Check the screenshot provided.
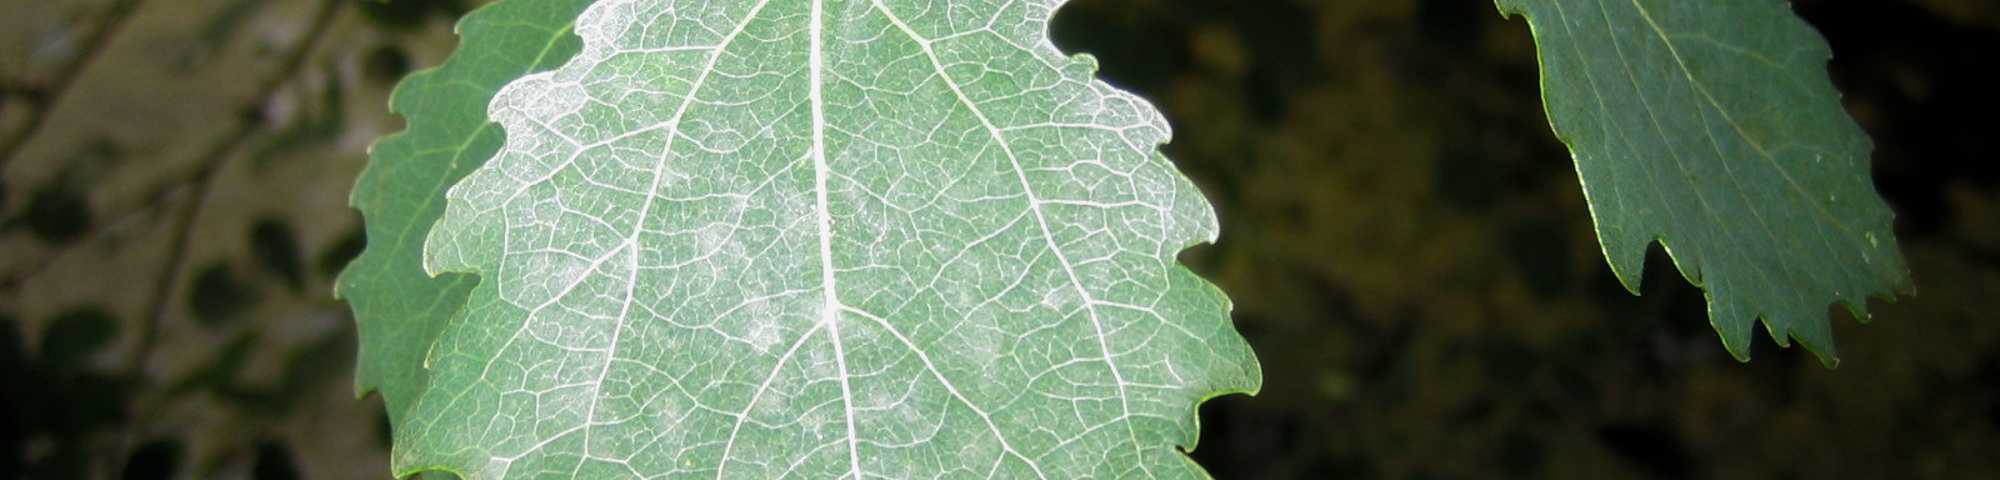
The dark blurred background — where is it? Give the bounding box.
[1,0,1995,478]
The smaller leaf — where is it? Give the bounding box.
[315,226,364,281]
[1496,0,1913,365]
[18,180,92,244]
[250,218,306,293]
[362,46,413,85]
[357,0,465,31]
[121,438,185,480]
[37,305,119,369]
[188,262,259,328]
[338,0,594,425]
[251,440,301,480]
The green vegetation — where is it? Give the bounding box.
[8,0,1986,478]
[346,0,1907,477]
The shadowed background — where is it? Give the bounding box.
[1,0,1995,478]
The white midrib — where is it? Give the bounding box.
[808,1,867,479]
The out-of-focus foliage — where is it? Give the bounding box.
[1,0,470,476]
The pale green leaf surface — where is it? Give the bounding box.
[402,0,1261,478]
[1496,0,1911,365]
[340,0,592,423]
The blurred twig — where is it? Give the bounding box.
[113,0,347,469]
[0,0,346,294]
[127,0,345,380]
[0,0,149,170]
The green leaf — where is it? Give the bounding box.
[398,0,1260,478]
[339,0,593,423]
[1495,0,1912,365]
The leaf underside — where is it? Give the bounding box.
[340,0,593,423]
[391,0,1261,478]
[1496,0,1912,365]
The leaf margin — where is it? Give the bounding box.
[338,0,596,425]
[1493,0,1914,366]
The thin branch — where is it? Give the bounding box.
[0,0,348,293]
[126,0,346,379]
[0,0,149,170]
[113,0,348,469]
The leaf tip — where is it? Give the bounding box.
[1790,329,1842,369]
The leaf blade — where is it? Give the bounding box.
[1496,0,1912,364]
[401,0,1259,477]
[339,0,593,423]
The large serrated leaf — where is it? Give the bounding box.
[1496,0,1912,365]
[395,0,1261,478]
[339,0,594,423]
